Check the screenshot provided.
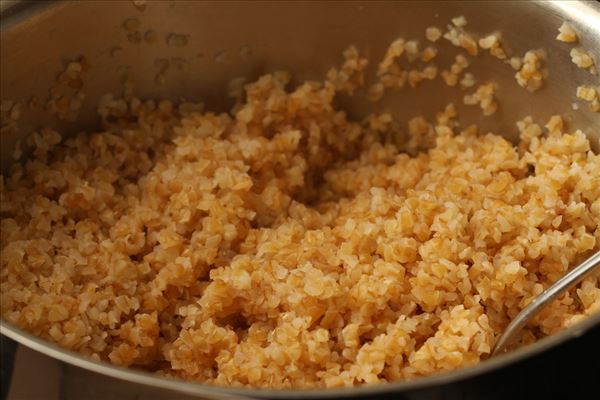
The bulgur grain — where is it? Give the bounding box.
[367,39,409,101]
[478,34,507,60]
[166,33,189,48]
[408,65,438,88]
[451,15,467,27]
[463,82,498,115]
[425,27,442,42]
[326,45,369,95]
[421,46,438,62]
[443,17,479,56]
[576,85,600,112]
[459,72,476,89]
[576,85,598,102]
[515,50,544,92]
[570,48,594,68]
[556,22,578,43]
[570,48,597,75]
[46,57,90,121]
[509,56,523,70]
[405,40,420,63]
[442,54,470,87]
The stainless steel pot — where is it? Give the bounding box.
[1,1,599,399]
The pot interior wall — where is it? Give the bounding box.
[1,1,599,172]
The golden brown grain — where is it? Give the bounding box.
[556,22,578,43]
[1,24,599,391]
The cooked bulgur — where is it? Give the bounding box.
[463,82,498,116]
[576,85,598,102]
[404,40,420,63]
[326,45,369,95]
[443,17,478,56]
[2,17,600,390]
[459,72,476,89]
[425,27,442,43]
[407,65,438,88]
[515,50,544,92]
[570,48,598,76]
[367,38,408,101]
[556,22,578,43]
[46,56,90,121]
[576,85,600,113]
[441,54,470,87]
[509,56,523,71]
[478,34,507,60]
[421,46,438,63]
[1,65,599,388]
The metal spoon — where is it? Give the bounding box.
[492,250,600,355]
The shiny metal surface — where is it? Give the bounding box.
[493,251,600,355]
[1,1,600,399]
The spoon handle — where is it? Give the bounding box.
[492,250,600,355]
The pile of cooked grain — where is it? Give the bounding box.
[1,41,600,390]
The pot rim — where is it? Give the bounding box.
[3,312,600,399]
